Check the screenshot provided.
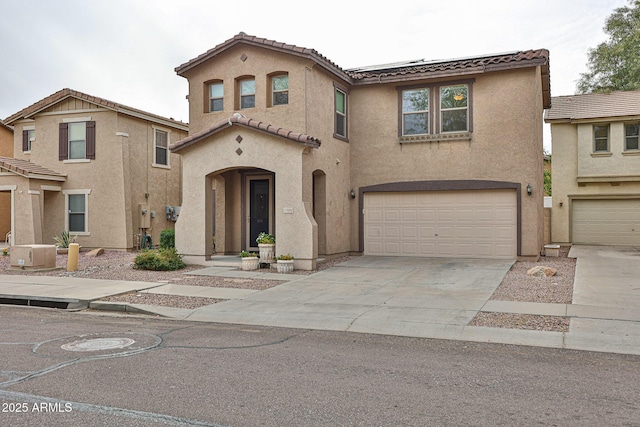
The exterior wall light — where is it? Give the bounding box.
[526,184,532,196]
[350,189,356,199]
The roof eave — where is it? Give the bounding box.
[175,36,351,85]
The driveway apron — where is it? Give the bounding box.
[568,245,640,340]
[186,256,514,337]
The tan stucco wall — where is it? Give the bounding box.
[10,104,186,249]
[550,121,640,243]
[175,127,318,269]
[180,44,352,259]
[349,67,545,257]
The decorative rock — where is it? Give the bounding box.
[85,248,104,257]
[526,266,557,277]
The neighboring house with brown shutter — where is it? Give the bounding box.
[1,89,188,249]
[0,120,13,241]
[545,90,640,245]
[171,33,550,269]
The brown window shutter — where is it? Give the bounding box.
[86,121,96,159]
[59,123,68,160]
[22,130,29,151]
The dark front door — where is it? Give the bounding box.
[249,179,270,248]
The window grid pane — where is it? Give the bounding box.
[68,194,85,233]
[440,85,468,132]
[594,125,609,152]
[335,89,347,137]
[68,122,86,159]
[626,124,639,150]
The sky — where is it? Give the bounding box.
[0,0,629,151]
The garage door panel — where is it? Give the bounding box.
[364,190,517,259]
[572,199,640,245]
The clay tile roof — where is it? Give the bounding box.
[347,49,551,108]
[170,114,321,152]
[175,32,351,83]
[4,88,188,130]
[0,156,66,181]
[544,90,640,122]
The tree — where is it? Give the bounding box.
[577,0,640,93]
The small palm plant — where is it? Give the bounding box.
[53,231,78,248]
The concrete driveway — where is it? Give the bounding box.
[568,245,640,339]
[187,256,514,337]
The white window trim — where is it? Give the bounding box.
[152,126,171,169]
[63,116,92,123]
[62,189,91,235]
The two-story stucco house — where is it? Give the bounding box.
[1,89,188,249]
[172,33,550,269]
[545,90,640,245]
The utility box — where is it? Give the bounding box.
[10,245,57,269]
[139,204,150,229]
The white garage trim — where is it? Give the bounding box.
[572,199,640,245]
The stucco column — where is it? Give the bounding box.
[176,173,213,260]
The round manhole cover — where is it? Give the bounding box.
[62,337,135,352]
[34,332,161,359]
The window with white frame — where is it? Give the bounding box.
[440,84,469,133]
[239,78,256,109]
[335,87,348,139]
[399,82,472,138]
[22,128,34,152]
[69,122,87,159]
[154,128,169,167]
[625,123,639,150]
[402,88,429,135]
[59,119,95,161]
[209,82,223,112]
[593,125,609,152]
[63,190,90,234]
[271,74,289,106]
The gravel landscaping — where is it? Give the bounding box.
[0,248,577,331]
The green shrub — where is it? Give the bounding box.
[53,230,78,248]
[134,248,185,271]
[256,232,275,244]
[159,228,175,249]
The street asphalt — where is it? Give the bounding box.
[1,245,639,356]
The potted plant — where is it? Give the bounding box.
[53,231,78,254]
[276,254,294,273]
[240,250,259,271]
[256,232,275,263]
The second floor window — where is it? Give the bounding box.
[69,122,87,159]
[272,75,289,106]
[240,79,255,109]
[154,129,169,166]
[440,84,469,133]
[59,121,96,161]
[22,129,34,152]
[625,123,639,150]
[402,88,429,135]
[335,87,347,138]
[209,82,223,112]
[594,125,609,152]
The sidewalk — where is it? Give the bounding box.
[1,249,640,356]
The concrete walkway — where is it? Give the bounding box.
[1,248,640,355]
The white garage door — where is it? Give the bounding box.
[364,190,517,259]
[572,199,640,245]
